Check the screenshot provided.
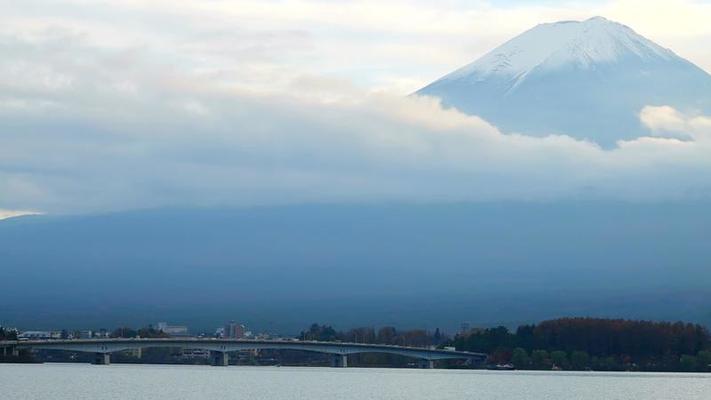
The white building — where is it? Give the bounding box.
[18,331,54,340]
[156,322,189,337]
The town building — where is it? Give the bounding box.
[156,322,189,337]
[224,321,246,338]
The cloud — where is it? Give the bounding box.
[1,2,711,214]
[0,209,42,220]
[3,0,710,94]
[640,105,691,137]
[640,105,711,141]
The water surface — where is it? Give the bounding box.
[1,364,710,400]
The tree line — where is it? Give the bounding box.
[450,318,711,372]
[0,327,18,341]
[299,323,447,347]
[296,323,449,367]
[110,326,170,339]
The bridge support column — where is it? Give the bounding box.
[12,347,19,357]
[211,351,229,366]
[331,354,347,368]
[419,359,434,369]
[467,357,483,368]
[93,353,110,365]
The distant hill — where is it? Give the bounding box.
[2,202,711,333]
[417,17,711,147]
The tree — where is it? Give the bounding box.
[570,351,590,370]
[511,348,529,369]
[399,330,429,347]
[489,348,512,364]
[680,355,697,372]
[696,350,711,372]
[301,324,338,342]
[515,325,536,350]
[377,327,397,345]
[531,350,550,370]
[442,317,711,372]
[551,351,568,370]
[434,328,442,345]
[592,356,621,371]
[346,327,376,344]
[0,327,15,340]
[111,327,138,338]
[137,326,169,338]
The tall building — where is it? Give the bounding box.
[78,330,93,339]
[224,321,246,338]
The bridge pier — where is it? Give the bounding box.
[93,353,110,365]
[419,359,435,369]
[466,357,483,368]
[211,351,229,366]
[331,354,348,368]
[12,347,19,357]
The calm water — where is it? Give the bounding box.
[1,363,710,400]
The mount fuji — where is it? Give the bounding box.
[417,17,711,147]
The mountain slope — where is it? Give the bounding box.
[417,17,711,147]
[2,203,711,332]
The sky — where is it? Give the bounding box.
[1,0,711,215]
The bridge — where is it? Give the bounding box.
[0,338,486,368]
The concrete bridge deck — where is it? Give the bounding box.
[1,338,487,368]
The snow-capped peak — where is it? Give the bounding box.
[417,17,711,147]
[445,16,676,82]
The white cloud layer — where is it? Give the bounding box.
[1,1,711,213]
[0,209,42,220]
[2,0,710,93]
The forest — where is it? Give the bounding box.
[451,318,711,372]
[302,318,711,371]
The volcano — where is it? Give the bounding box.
[417,17,711,147]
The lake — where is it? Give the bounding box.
[1,364,710,399]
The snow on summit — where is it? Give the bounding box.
[451,17,674,80]
[418,17,711,147]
